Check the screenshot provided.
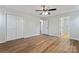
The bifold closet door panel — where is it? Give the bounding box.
[7,14,17,41]
[17,16,23,39]
[0,12,6,42]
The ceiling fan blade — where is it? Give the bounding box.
[35,10,42,11]
[48,12,50,15]
[48,8,56,11]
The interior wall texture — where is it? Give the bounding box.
[23,15,40,38]
[0,7,40,43]
[48,10,79,40]
[48,17,60,36]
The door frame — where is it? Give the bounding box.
[40,19,49,35]
[59,16,70,39]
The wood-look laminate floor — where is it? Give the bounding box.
[0,35,79,53]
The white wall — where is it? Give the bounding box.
[48,10,79,40]
[17,16,24,39]
[69,13,79,40]
[48,16,60,36]
[23,15,40,38]
[0,7,40,43]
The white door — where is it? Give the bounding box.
[7,14,17,41]
[60,17,70,39]
[17,16,23,39]
[43,20,48,34]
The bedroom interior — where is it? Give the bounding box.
[0,5,79,53]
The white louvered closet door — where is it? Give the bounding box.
[7,14,17,41]
[0,11,6,43]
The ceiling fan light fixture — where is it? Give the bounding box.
[41,11,50,15]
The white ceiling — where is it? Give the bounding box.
[1,5,79,17]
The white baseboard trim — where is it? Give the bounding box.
[48,34,59,37]
[23,34,40,38]
[70,38,79,41]
[16,37,24,39]
[0,34,59,44]
[0,40,6,43]
[0,34,40,44]
[6,38,16,42]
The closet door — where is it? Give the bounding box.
[7,14,17,41]
[17,16,23,39]
[0,12,6,43]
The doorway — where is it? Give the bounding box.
[60,16,70,39]
[40,20,49,35]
